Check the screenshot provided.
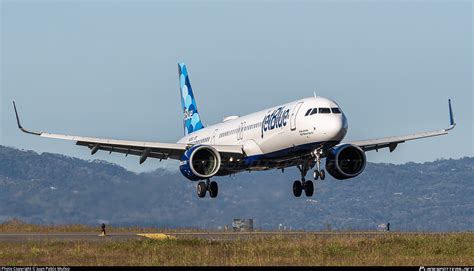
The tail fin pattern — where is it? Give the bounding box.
[178,63,204,135]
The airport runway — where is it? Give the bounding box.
[0,233,141,242]
[0,231,451,242]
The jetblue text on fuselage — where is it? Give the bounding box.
[261,107,290,138]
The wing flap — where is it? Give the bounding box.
[350,129,447,152]
[75,141,182,160]
[13,101,244,162]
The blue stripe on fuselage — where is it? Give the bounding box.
[243,140,340,166]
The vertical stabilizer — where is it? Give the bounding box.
[178,63,204,135]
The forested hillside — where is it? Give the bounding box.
[1,145,472,231]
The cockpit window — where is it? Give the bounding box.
[319,108,331,114]
[304,109,312,116]
[331,107,342,114]
[310,108,318,115]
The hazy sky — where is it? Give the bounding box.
[1,0,472,172]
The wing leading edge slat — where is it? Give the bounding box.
[348,99,456,152]
[13,101,244,163]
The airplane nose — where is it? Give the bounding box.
[326,114,347,141]
[341,113,348,138]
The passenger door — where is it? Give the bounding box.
[290,102,304,131]
[210,129,219,145]
[237,122,246,141]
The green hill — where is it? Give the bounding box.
[0,145,472,231]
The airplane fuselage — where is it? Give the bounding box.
[177,96,348,172]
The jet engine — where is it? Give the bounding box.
[325,144,366,180]
[179,145,221,181]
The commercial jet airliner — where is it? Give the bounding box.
[13,63,456,198]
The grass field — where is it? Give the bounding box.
[0,219,200,233]
[0,221,472,266]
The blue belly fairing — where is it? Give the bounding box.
[217,140,339,175]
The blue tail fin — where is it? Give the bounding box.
[178,63,204,135]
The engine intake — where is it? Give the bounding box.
[179,145,221,181]
[325,144,366,180]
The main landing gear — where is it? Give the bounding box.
[197,179,218,198]
[293,163,314,197]
[293,149,325,198]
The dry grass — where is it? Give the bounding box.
[0,233,473,266]
[0,219,202,233]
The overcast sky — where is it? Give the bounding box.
[1,0,472,172]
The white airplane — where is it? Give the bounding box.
[13,63,456,198]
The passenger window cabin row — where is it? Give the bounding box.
[304,107,341,116]
[192,137,210,144]
[194,107,341,143]
[218,122,262,139]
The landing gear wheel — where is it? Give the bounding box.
[312,149,324,181]
[293,181,302,197]
[209,181,218,198]
[313,170,319,180]
[320,170,325,180]
[304,180,314,197]
[197,182,207,198]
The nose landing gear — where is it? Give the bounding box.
[314,169,325,180]
[312,149,325,181]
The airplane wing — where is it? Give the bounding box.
[13,102,244,163]
[348,99,456,153]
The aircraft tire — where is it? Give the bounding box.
[293,181,302,197]
[313,170,319,180]
[209,181,218,198]
[304,180,314,197]
[197,182,207,198]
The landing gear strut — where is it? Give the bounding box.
[294,162,314,197]
[196,179,218,198]
[312,149,325,181]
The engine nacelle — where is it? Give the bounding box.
[325,144,366,180]
[179,145,221,181]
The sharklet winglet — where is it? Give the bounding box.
[12,101,42,136]
[446,99,456,131]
